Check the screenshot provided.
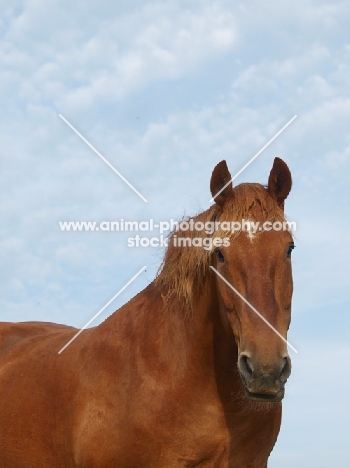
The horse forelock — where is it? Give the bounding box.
[155,183,288,313]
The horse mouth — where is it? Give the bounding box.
[244,387,285,403]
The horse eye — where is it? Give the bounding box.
[287,243,295,258]
[215,248,225,263]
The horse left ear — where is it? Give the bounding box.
[210,160,233,207]
[267,157,292,208]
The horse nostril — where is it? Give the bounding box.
[240,354,254,378]
[280,356,291,380]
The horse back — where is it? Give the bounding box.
[0,321,75,356]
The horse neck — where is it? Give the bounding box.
[93,273,238,392]
[166,273,238,383]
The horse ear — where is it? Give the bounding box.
[210,160,233,207]
[267,157,292,208]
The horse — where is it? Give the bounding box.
[0,157,294,467]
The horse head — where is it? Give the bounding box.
[210,158,293,402]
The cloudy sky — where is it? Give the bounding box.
[1,0,349,466]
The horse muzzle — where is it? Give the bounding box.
[237,352,291,403]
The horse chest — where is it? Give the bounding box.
[73,391,230,467]
[74,394,275,468]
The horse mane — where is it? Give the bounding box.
[155,183,287,313]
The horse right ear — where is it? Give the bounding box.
[210,160,233,207]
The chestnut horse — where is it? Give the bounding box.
[0,158,294,467]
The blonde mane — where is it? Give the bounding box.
[155,183,287,312]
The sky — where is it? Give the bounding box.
[1,0,349,465]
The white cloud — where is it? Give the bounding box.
[1,1,237,112]
[323,146,350,172]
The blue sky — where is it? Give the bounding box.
[1,0,349,466]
